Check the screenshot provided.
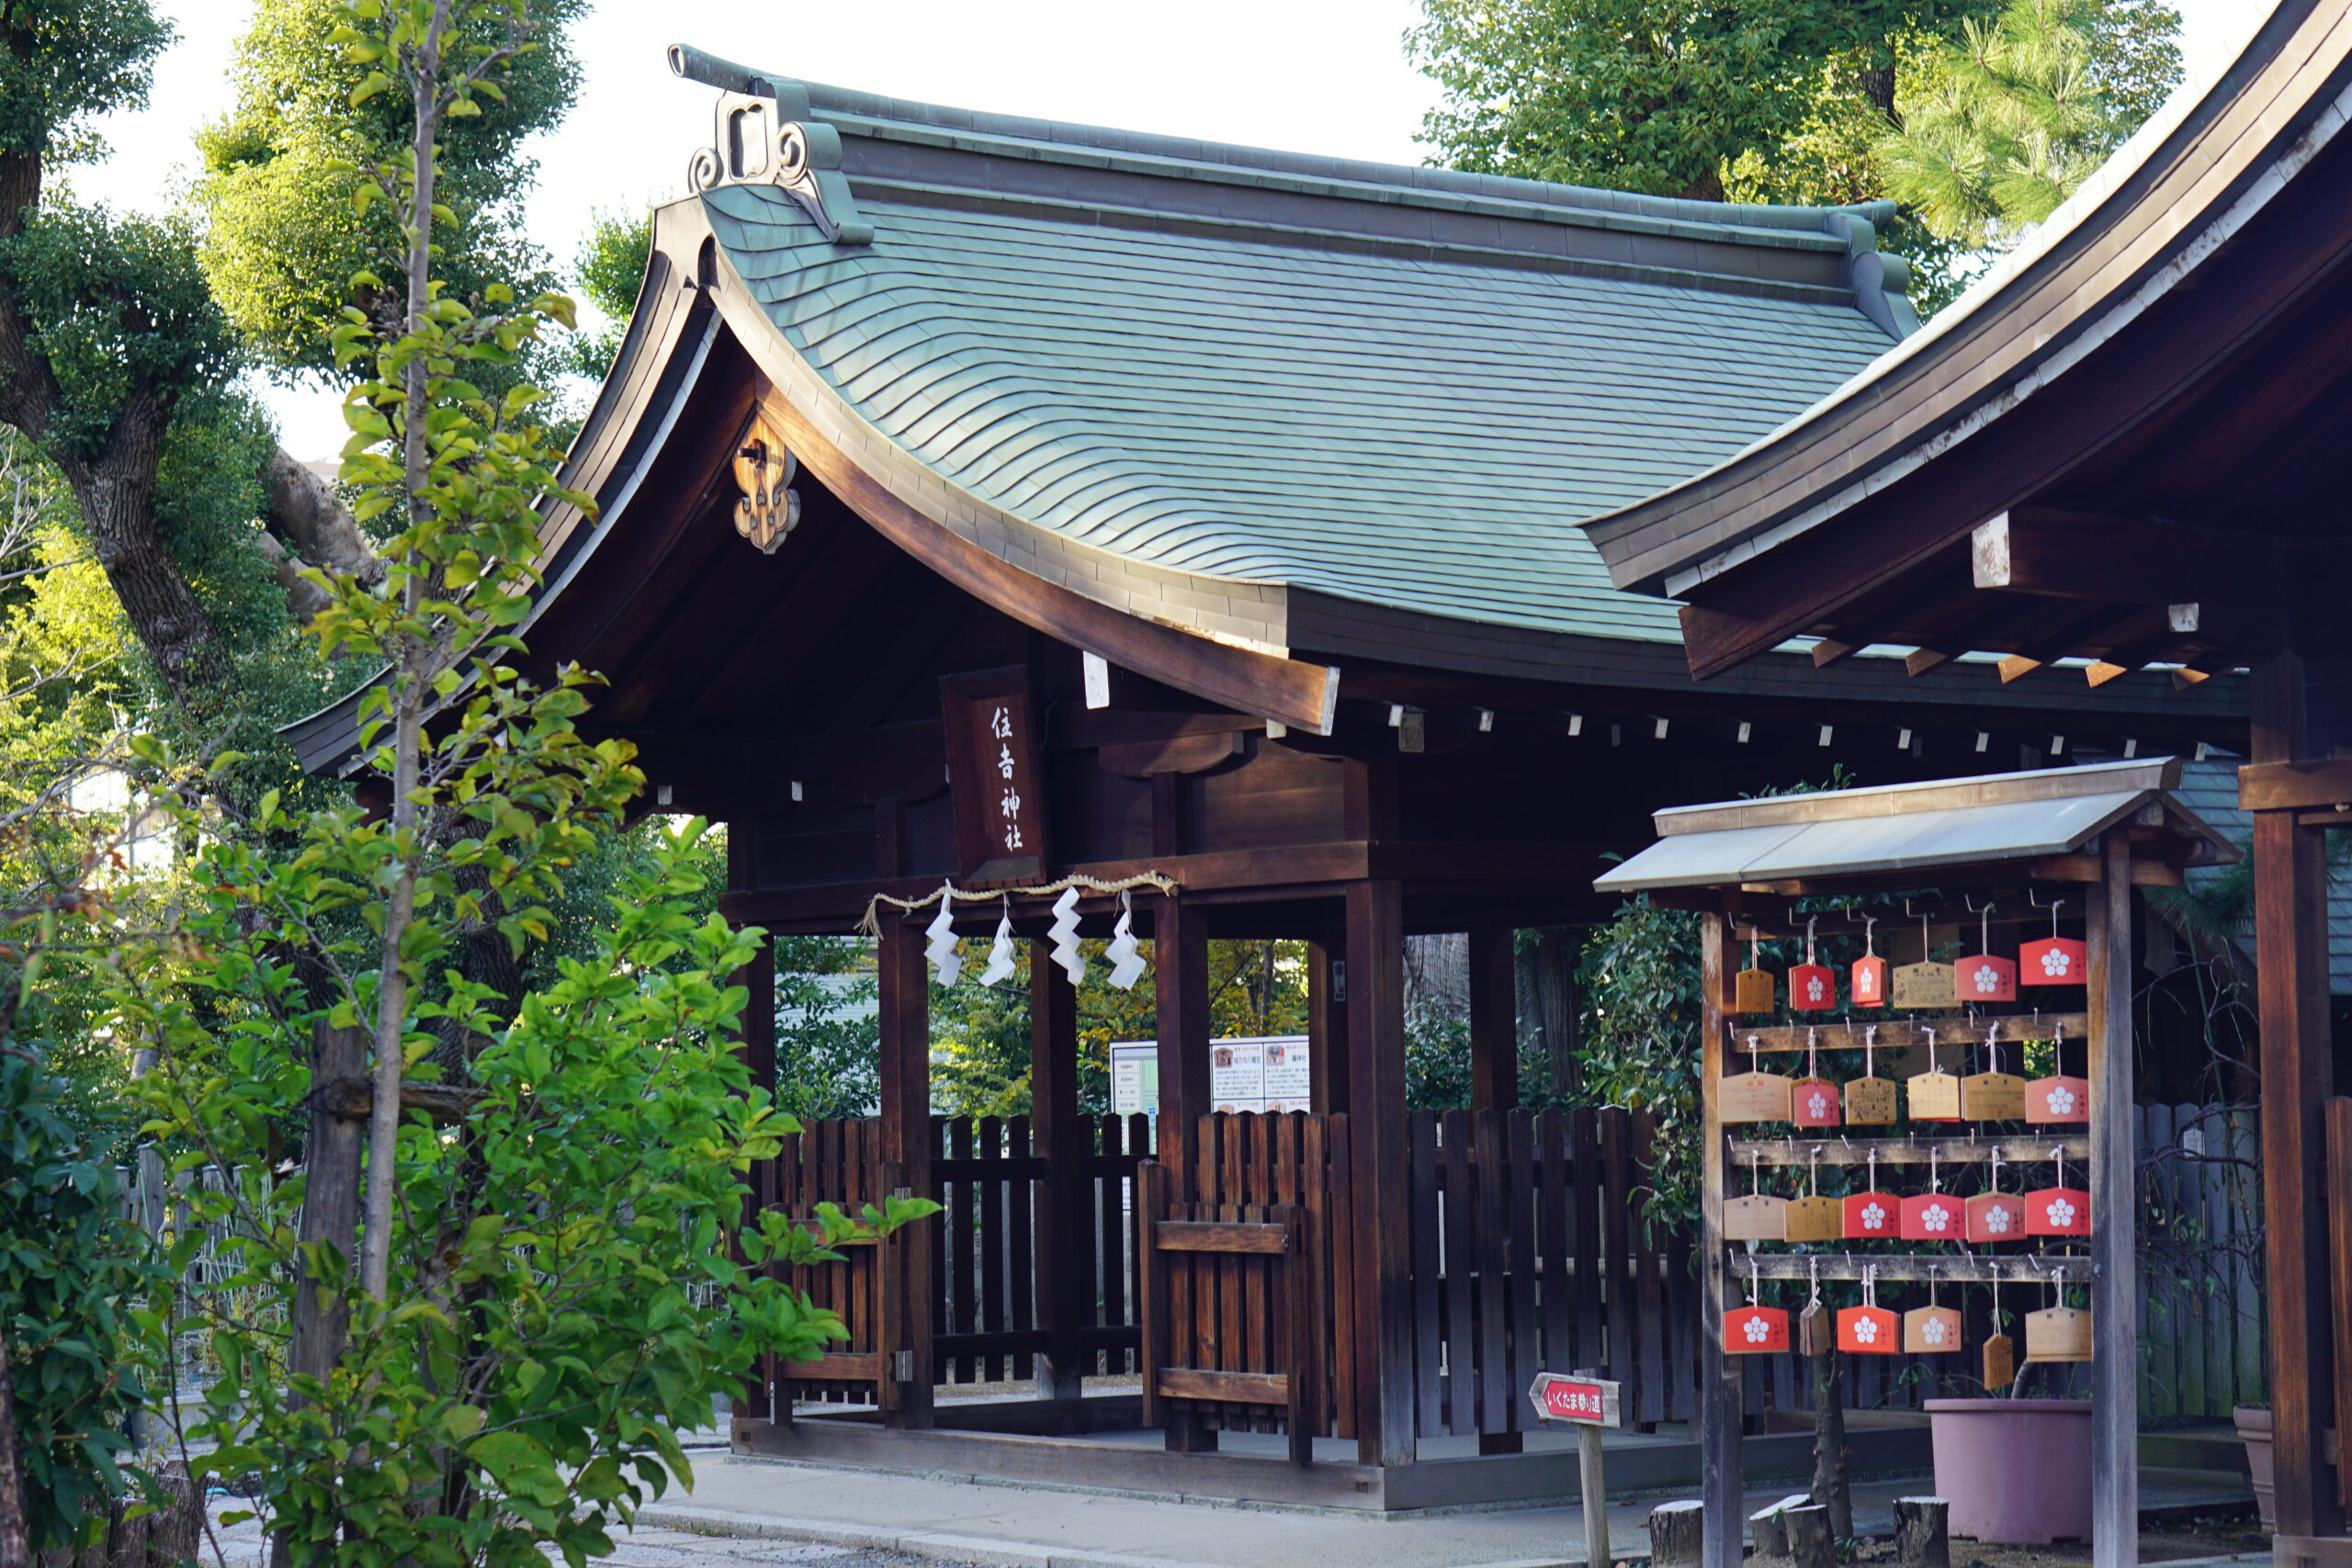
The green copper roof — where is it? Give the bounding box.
[692,70,1910,648]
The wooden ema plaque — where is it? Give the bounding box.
[2026,1306,2093,1362]
[1850,953,1889,1008]
[1892,960,1957,1010]
[1725,1304,1789,1354]
[1906,1070,1962,1122]
[1723,1194,1789,1242]
[1838,1304,1898,1354]
[1798,1302,1833,1357]
[1957,952,2018,1003]
[1964,1191,2026,1243]
[2026,1075,2089,1123]
[2027,1185,2091,1237]
[1960,1072,2027,1121]
[1720,1071,1793,1123]
[1734,966,1776,1013]
[1900,1191,1962,1242]
[1843,1190,1899,1240]
[1984,1327,2017,1389]
[1844,1076,1897,1124]
[1783,1195,1844,1243]
[1904,1305,1962,1354]
[1792,1077,1841,1129]
[2021,936,2087,987]
[1789,963,1836,1010]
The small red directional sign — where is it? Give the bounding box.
[1528,1372,1624,1427]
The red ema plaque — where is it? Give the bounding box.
[941,668,1049,882]
[1528,1372,1623,1427]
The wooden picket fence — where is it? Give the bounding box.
[2137,1102,2265,1417]
[762,1103,2267,1432]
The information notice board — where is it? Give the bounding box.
[1108,1034,1310,1116]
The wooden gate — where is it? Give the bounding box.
[1135,1160,1321,1462]
[767,1119,910,1409]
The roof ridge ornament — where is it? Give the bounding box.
[669,43,873,245]
[1829,209,1918,343]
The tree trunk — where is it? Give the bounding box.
[0,1324,29,1568]
[1810,1342,1852,1539]
[74,418,229,709]
[1404,932,1469,1025]
[1516,927,1580,1099]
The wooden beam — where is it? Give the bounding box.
[1030,947,1087,1401]
[2086,830,2138,1568]
[2252,653,2345,1538]
[1905,648,1956,677]
[1809,638,1858,670]
[1698,910,1740,1568]
[1345,878,1413,1468]
[876,912,935,1428]
[1468,928,1518,1111]
[1998,656,2045,683]
[1972,507,2283,607]
[1308,937,1350,1117]
[2241,756,2352,812]
[751,380,1340,735]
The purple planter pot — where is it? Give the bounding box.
[1925,1398,2094,1544]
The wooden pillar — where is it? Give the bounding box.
[1153,893,1215,1450]
[2251,652,2344,1540]
[1346,877,1414,1467]
[1469,927,1518,1111]
[1697,911,1741,1568]
[732,936,777,1427]
[1309,936,1350,1116]
[877,914,935,1428]
[1031,947,1087,1401]
[2086,832,2139,1568]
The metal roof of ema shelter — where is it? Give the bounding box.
[1595,759,2238,895]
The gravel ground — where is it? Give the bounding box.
[203,1508,926,1568]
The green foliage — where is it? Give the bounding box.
[196,0,585,377]
[1880,0,2181,249]
[1408,0,1996,201]
[930,938,1308,1119]
[0,1041,168,1557]
[0,0,170,161]
[771,935,880,1122]
[1575,898,1703,1226]
[125,829,916,1568]
[565,208,653,380]
[0,203,242,461]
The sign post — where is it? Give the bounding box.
[1531,1370,1623,1567]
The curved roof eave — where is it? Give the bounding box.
[1580,0,2326,598]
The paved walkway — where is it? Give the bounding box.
[622,1453,2255,1568]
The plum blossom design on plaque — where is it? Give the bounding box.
[1743,1316,1770,1344]
[1971,964,2003,995]
[2041,947,2074,978]
[1806,1089,1831,1119]
[1860,1201,1889,1232]
[2045,1085,2078,1116]
[1984,1204,2014,1235]
[2045,1197,2078,1228]
[1921,1317,1950,1347]
[1921,1202,1952,1234]
[1851,1316,1880,1346]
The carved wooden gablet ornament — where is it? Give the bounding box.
[733,408,802,555]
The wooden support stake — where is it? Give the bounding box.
[2086,829,2137,1568]
[1698,910,1740,1568]
[1469,927,1519,1111]
[877,915,934,1429]
[1030,952,1086,1401]
[1894,1497,1951,1568]
[1347,878,1414,1467]
[1580,1418,1611,1568]
[1648,1501,1704,1568]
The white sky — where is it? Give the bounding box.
[88,0,2264,462]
